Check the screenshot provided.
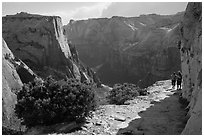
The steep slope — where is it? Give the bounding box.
[2,12,98,83]
[2,38,35,132]
[179,2,202,135]
[64,12,183,87]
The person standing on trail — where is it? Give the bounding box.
[171,72,177,89]
[176,71,182,90]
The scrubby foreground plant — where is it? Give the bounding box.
[107,83,148,105]
[15,76,96,128]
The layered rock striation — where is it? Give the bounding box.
[65,12,183,87]
[179,2,202,135]
[2,12,98,83]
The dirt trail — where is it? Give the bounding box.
[64,80,188,135]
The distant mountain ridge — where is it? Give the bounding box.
[64,12,184,87]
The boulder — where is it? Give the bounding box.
[113,114,126,122]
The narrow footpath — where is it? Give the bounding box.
[60,80,188,135]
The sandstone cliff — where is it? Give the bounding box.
[64,13,183,87]
[2,38,35,131]
[2,12,97,83]
[179,2,202,135]
[2,12,100,133]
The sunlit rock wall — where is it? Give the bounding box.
[180,2,202,135]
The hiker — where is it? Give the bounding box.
[171,72,177,89]
[176,71,182,90]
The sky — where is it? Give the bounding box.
[2,2,188,25]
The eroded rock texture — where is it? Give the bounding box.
[65,13,183,87]
[2,12,97,83]
[2,12,101,133]
[180,2,202,135]
[2,38,35,131]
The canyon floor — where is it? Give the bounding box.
[49,80,188,135]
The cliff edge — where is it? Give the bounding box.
[2,12,98,83]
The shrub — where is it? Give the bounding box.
[15,76,96,128]
[107,83,148,105]
[2,126,23,135]
[137,88,148,96]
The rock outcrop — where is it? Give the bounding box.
[64,12,183,87]
[2,12,98,83]
[179,2,202,135]
[2,38,35,131]
[2,12,101,133]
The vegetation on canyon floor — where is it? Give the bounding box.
[15,76,97,128]
[14,74,149,130]
[107,83,148,105]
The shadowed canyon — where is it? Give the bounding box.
[2,2,202,135]
[64,12,183,87]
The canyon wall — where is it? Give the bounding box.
[180,2,202,135]
[2,12,98,83]
[2,38,35,131]
[65,13,183,87]
[2,12,101,132]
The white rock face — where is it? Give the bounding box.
[180,2,202,135]
[2,39,23,131]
